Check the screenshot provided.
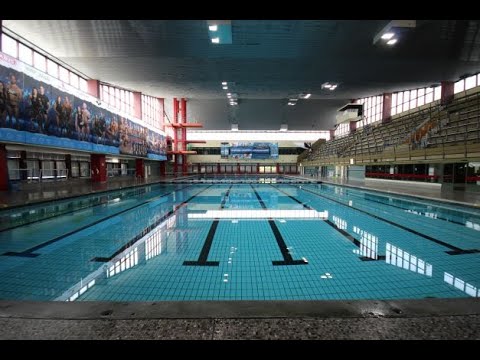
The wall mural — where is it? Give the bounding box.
[0,52,166,159]
[220,142,279,159]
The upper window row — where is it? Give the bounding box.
[1,34,88,93]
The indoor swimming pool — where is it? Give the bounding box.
[0,181,479,302]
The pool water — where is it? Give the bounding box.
[0,181,479,301]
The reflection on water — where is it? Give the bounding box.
[444,272,479,297]
[353,226,379,260]
[386,243,433,277]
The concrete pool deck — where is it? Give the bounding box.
[0,298,479,339]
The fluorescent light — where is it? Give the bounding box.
[330,85,337,90]
[222,82,228,86]
[304,93,311,99]
[386,38,397,45]
[211,37,220,44]
[223,86,228,90]
[226,92,231,96]
[381,32,394,40]
[209,25,218,31]
[289,98,298,102]
[288,102,296,106]
[322,83,332,89]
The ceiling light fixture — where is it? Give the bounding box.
[386,38,397,46]
[322,82,338,90]
[222,82,228,86]
[381,32,395,40]
[373,20,416,45]
[223,86,228,90]
[209,25,218,32]
[211,37,220,44]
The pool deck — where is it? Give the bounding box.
[0,175,479,339]
[0,298,479,339]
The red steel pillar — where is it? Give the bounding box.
[136,158,145,178]
[90,154,107,183]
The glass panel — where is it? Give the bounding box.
[1,34,17,58]
[79,78,88,93]
[33,52,47,72]
[465,75,476,90]
[59,67,69,83]
[47,59,58,77]
[454,79,464,94]
[18,44,33,65]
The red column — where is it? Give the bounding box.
[181,98,188,175]
[0,144,8,191]
[217,163,221,174]
[257,163,260,174]
[90,154,106,183]
[87,80,99,98]
[349,120,357,133]
[276,163,280,174]
[133,92,142,119]
[173,98,179,175]
[237,163,240,174]
[382,93,392,123]
[136,158,145,178]
[441,81,454,106]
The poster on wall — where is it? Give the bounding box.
[0,51,166,158]
[220,142,279,159]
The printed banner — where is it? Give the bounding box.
[0,52,166,158]
[220,142,279,159]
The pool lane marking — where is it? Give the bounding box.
[291,184,474,254]
[183,219,220,266]
[251,184,307,266]
[220,184,233,209]
[93,185,214,263]
[183,185,231,266]
[2,185,195,258]
[321,185,471,228]
[0,185,157,233]
[270,184,385,261]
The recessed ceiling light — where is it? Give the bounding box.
[381,32,395,40]
[222,82,228,86]
[211,37,220,44]
[223,86,228,90]
[209,25,218,32]
[303,93,311,99]
[386,38,397,45]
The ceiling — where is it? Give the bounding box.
[4,20,480,101]
[3,20,480,99]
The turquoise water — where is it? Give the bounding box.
[0,181,479,301]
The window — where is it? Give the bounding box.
[100,84,134,116]
[79,78,88,93]
[18,44,33,65]
[425,88,433,104]
[47,59,58,78]
[434,86,441,100]
[70,72,79,89]
[454,79,465,94]
[465,75,477,90]
[33,52,47,72]
[1,34,17,58]
[142,94,161,129]
[417,88,425,107]
[59,66,69,83]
